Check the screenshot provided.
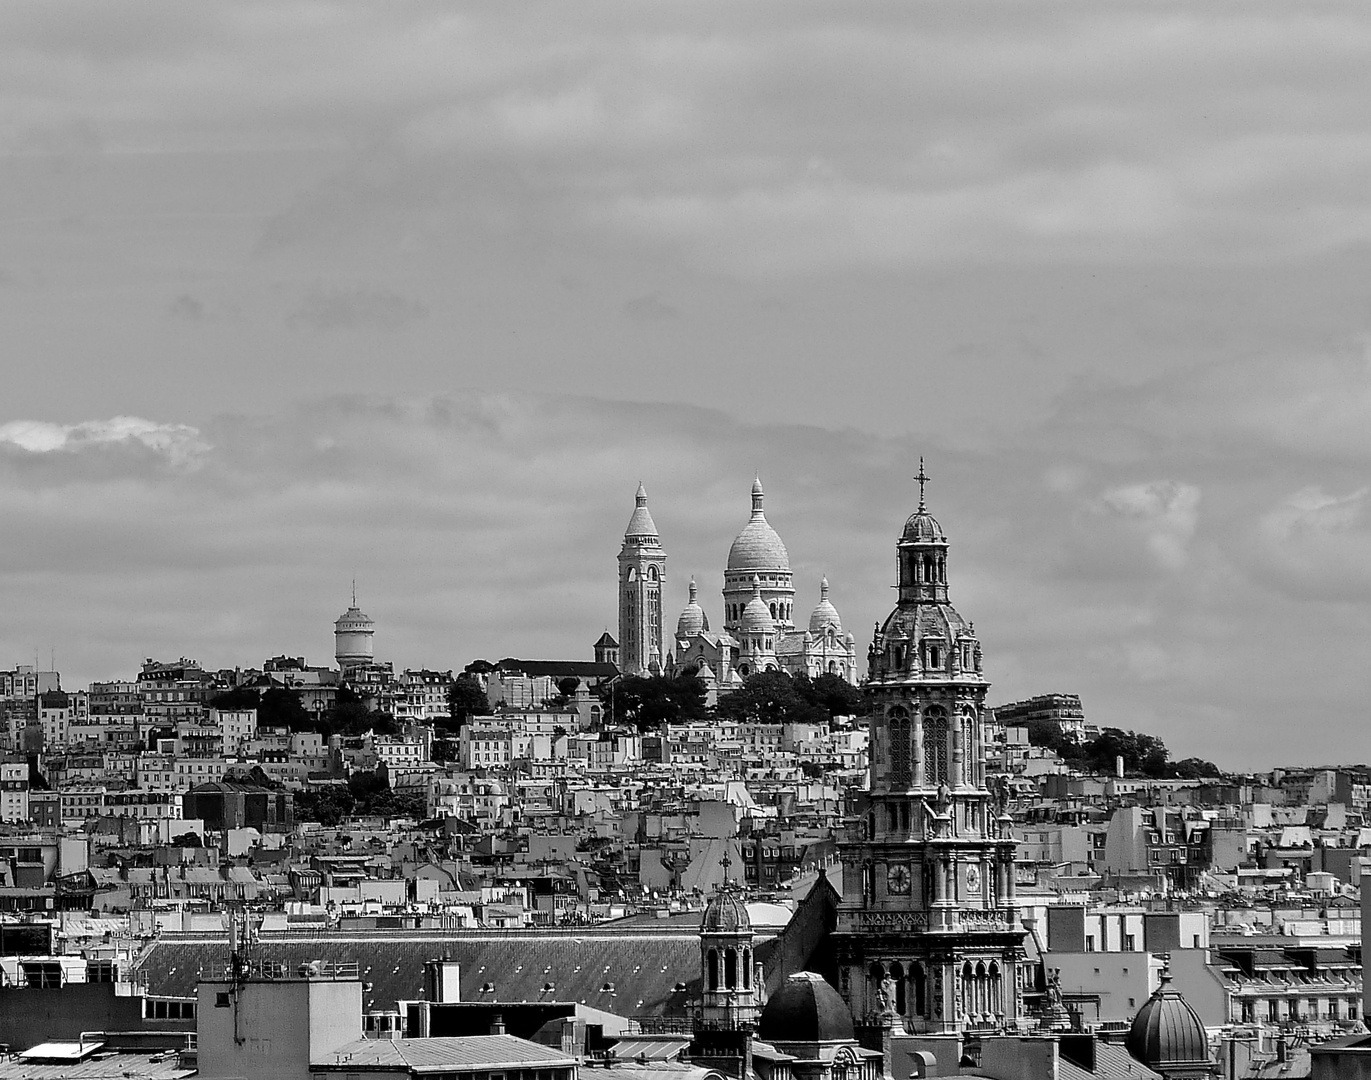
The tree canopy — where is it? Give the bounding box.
[596,669,709,731]
[446,675,491,729]
[208,685,259,710]
[715,670,828,726]
[1020,720,1224,779]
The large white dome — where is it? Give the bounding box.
[727,478,790,571]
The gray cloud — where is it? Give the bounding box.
[166,293,207,321]
[288,286,429,331]
[623,293,678,321]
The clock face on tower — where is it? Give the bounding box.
[887,863,911,895]
[966,863,981,891]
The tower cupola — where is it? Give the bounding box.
[897,458,950,605]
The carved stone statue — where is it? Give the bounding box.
[880,973,898,1018]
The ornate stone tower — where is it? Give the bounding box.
[833,462,1024,1034]
[619,483,666,676]
[688,886,759,1079]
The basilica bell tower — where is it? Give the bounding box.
[619,483,666,676]
[833,462,1024,1034]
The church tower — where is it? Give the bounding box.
[619,483,666,676]
[687,884,759,1079]
[832,462,1024,1034]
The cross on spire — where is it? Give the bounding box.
[914,457,930,510]
[719,847,733,885]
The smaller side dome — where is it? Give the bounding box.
[677,577,709,638]
[700,890,750,934]
[741,576,775,634]
[758,972,855,1043]
[808,576,842,634]
[1126,972,1211,1069]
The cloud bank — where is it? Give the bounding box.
[2,358,1371,769]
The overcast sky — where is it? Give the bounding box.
[3,3,1371,770]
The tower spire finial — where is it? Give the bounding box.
[351,578,356,607]
[914,456,930,511]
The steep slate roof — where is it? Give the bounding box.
[134,928,709,1017]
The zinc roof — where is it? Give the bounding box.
[315,1034,577,1072]
[136,927,706,1016]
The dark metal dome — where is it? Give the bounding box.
[1126,973,1210,1069]
[700,892,750,934]
[757,972,854,1043]
[902,508,945,543]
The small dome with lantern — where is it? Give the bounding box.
[676,577,709,638]
[740,577,775,634]
[1126,971,1212,1077]
[808,576,843,634]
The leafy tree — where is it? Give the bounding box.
[1082,728,1170,778]
[257,687,310,731]
[796,673,866,719]
[447,675,491,728]
[209,686,260,710]
[1170,757,1224,780]
[715,670,827,726]
[1023,718,1072,755]
[293,785,355,827]
[326,684,372,736]
[431,738,458,764]
[597,669,709,731]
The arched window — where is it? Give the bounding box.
[743,949,751,988]
[648,566,658,581]
[961,710,977,785]
[707,949,719,991]
[888,706,912,787]
[626,567,637,582]
[725,948,737,989]
[912,962,927,1018]
[924,708,949,785]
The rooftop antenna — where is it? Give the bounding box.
[914,456,930,511]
